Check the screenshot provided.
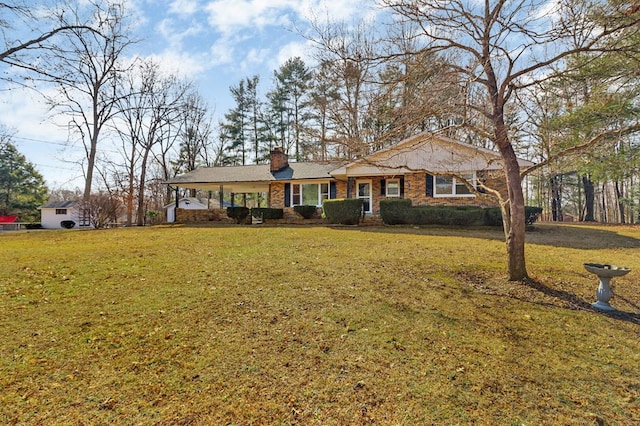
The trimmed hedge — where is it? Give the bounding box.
[293,205,318,219]
[408,206,486,226]
[226,207,250,224]
[380,199,412,225]
[250,208,284,221]
[380,201,543,227]
[60,220,76,229]
[322,198,363,225]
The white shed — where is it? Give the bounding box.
[39,201,91,229]
[164,197,209,223]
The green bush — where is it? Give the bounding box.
[322,198,363,225]
[484,207,503,227]
[484,206,544,227]
[250,208,284,221]
[226,207,250,224]
[293,205,318,219]
[380,199,412,225]
[60,220,76,229]
[408,206,485,226]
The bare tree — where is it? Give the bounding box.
[382,0,640,280]
[44,1,136,203]
[113,60,190,226]
[0,2,99,83]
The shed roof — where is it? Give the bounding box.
[39,200,77,209]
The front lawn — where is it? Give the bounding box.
[1,224,638,424]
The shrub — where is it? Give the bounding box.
[322,198,363,225]
[484,207,503,227]
[380,199,412,225]
[408,206,485,226]
[226,207,250,224]
[25,223,43,229]
[293,205,318,219]
[483,206,544,227]
[60,220,76,229]
[525,206,543,225]
[250,208,284,222]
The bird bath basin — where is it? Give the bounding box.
[584,263,631,311]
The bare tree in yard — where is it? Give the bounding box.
[308,19,380,159]
[113,60,189,226]
[44,1,136,204]
[382,0,640,280]
[0,2,99,83]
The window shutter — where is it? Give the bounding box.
[380,179,386,196]
[284,183,291,207]
[476,171,486,193]
[400,177,405,196]
[330,181,337,199]
[426,174,434,197]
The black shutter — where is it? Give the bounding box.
[426,174,434,197]
[284,183,291,207]
[400,177,405,196]
[380,179,386,196]
[476,171,486,193]
[330,181,337,199]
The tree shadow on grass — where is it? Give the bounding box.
[352,223,640,250]
[522,278,640,326]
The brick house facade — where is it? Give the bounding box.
[167,132,532,220]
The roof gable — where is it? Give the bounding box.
[331,132,533,177]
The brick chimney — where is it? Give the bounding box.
[270,147,289,172]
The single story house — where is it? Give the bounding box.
[39,201,92,229]
[166,132,533,216]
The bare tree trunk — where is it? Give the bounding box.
[582,175,595,222]
[615,180,625,224]
[550,175,563,222]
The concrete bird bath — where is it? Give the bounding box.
[584,263,631,311]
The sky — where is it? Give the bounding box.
[1,0,379,191]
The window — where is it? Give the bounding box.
[386,179,400,197]
[434,173,476,197]
[55,209,67,215]
[291,182,331,206]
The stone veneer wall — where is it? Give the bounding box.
[174,208,233,223]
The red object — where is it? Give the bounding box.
[0,215,18,223]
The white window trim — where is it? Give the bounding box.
[291,181,331,207]
[433,173,476,198]
[385,179,401,198]
[356,179,373,213]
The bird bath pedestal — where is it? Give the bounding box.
[584,263,630,311]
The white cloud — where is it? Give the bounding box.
[144,51,208,79]
[204,0,375,36]
[157,17,205,49]
[271,39,317,71]
[169,0,200,16]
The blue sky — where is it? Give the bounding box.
[1,0,378,190]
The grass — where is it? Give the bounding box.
[1,223,639,425]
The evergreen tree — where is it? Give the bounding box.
[0,137,48,222]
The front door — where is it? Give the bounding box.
[357,180,372,214]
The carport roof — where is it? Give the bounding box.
[166,162,344,193]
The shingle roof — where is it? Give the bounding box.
[167,162,343,186]
[39,200,77,209]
